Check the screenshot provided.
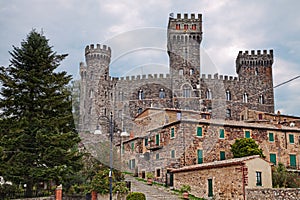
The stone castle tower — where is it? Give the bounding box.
[79,13,274,134]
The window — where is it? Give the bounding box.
[226,109,231,118]
[184,24,188,30]
[138,108,142,114]
[290,155,296,167]
[138,89,144,100]
[208,179,213,197]
[159,88,165,99]
[191,24,196,30]
[256,171,262,186]
[156,168,161,177]
[197,149,203,164]
[255,67,258,75]
[289,134,294,144]
[155,134,160,146]
[269,132,274,142]
[206,89,212,99]
[179,69,183,75]
[131,142,134,151]
[245,130,251,138]
[121,144,124,154]
[190,68,194,75]
[171,150,175,158]
[226,90,231,101]
[144,137,148,146]
[270,154,277,165]
[219,129,225,139]
[243,93,248,103]
[220,151,226,160]
[258,113,263,120]
[259,95,264,104]
[182,84,191,98]
[176,24,180,30]
[142,171,146,179]
[170,127,175,138]
[196,127,202,137]
[129,159,135,169]
[156,153,160,160]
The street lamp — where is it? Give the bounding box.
[93,112,114,200]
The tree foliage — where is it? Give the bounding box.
[272,162,300,188]
[0,30,82,197]
[231,138,265,158]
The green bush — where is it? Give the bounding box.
[126,192,146,200]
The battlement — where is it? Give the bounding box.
[170,13,202,21]
[236,49,274,73]
[85,44,111,57]
[201,73,238,81]
[111,73,170,82]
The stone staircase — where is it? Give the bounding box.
[125,175,181,200]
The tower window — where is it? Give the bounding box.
[243,93,248,103]
[206,89,212,99]
[190,69,194,75]
[179,69,184,76]
[184,24,188,30]
[226,90,231,101]
[182,84,191,98]
[226,109,231,118]
[191,24,197,30]
[176,24,180,30]
[259,95,264,104]
[159,88,165,99]
[138,89,144,100]
[255,68,259,75]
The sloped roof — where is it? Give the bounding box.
[171,155,271,173]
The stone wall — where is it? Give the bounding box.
[246,188,300,200]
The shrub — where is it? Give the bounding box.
[180,184,191,193]
[126,192,146,200]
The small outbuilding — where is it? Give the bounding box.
[171,155,272,200]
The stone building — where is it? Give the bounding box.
[171,155,273,200]
[79,13,275,135]
[119,107,300,183]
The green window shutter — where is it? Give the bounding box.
[156,153,159,160]
[245,131,251,138]
[290,155,296,167]
[132,159,135,168]
[197,127,202,137]
[289,134,294,143]
[269,133,274,142]
[144,138,148,146]
[270,154,276,165]
[171,150,175,158]
[220,151,225,160]
[156,134,160,145]
[219,129,225,138]
[197,149,203,164]
[208,179,213,197]
[122,144,124,154]
[171,128,175,138]
[131,142,134,151]
[128,160,131,169]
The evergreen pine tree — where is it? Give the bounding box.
[0,30,82,197]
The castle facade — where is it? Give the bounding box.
[79,13,274,136]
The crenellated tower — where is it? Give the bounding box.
[236,49,274,113]
[167,13,202,105]
[79,44,111,132]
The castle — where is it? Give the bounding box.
[79,13,274,134]
[79,13,300,199]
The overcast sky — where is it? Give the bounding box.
[1,0,300,116]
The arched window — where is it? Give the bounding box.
[255,68,259,76]
[159,89,165,99]
[259,95,264,104]
[226,90,231,101]
[206,89,212,100]
[182,84,191,98]
[138,90,144,100]
[190,69,194,75]
[243,93,248,103]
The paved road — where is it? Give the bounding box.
[125,175,181,200]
